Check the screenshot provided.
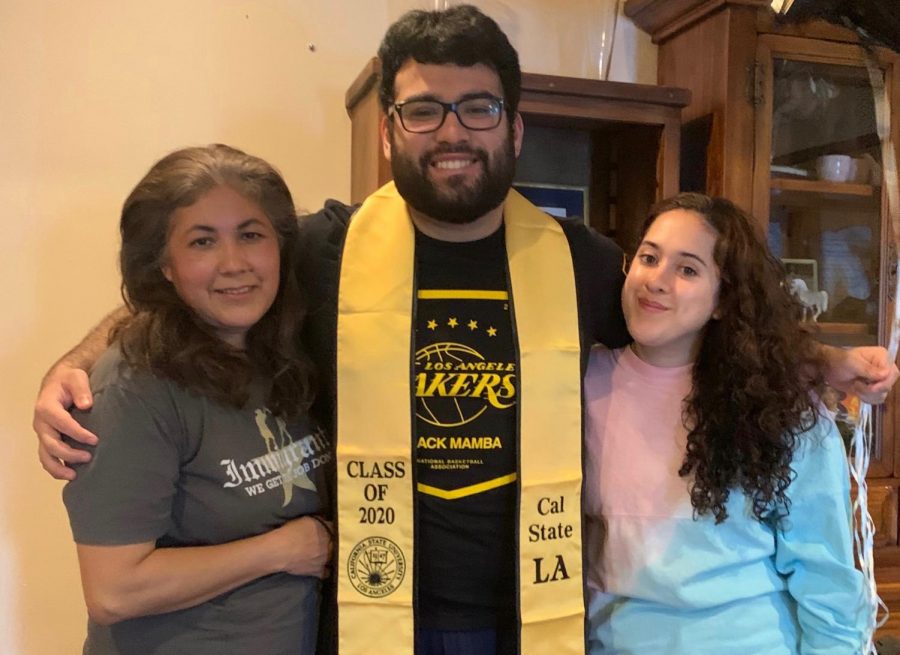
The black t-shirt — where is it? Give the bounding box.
[413,229,517,629]
[297,201,630,635]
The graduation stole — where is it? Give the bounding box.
[336,182,584,655]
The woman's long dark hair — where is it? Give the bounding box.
[641,193,827,523]
[111,144,313,418]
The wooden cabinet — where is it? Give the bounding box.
[345,58,690,255]
[626,0,900,634]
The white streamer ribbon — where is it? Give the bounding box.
[854,49,900,654]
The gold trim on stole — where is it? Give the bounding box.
[505,191,584,654]
[336,182,583,655]
[336,183,415,655]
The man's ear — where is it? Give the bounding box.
[380,114,393,162]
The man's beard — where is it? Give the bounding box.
[390,130,516,225]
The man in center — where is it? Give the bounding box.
[299,7,628,655]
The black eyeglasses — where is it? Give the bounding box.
[389,96,505,133]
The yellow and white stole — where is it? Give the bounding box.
[336,182,584,655]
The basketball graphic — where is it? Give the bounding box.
[416,342,515,427]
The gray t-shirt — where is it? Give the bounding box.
[63,346,331,655]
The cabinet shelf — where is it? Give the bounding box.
[804,321,877,347]
[771,132,880,167]
[800,321,878,347]
[770,178,879,210]
[811,321,873,335]
[770,177,875,197]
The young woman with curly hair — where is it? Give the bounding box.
[62,145,332,655]
[584,193,866,654]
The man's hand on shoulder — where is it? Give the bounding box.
[34,365,97,480]
[825,345,900,405]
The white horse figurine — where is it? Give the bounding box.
[788,277,828,322]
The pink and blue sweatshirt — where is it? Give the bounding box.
[584,346,866,655]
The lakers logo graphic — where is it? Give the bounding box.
[415,342,516,427]
[347,536,406,598]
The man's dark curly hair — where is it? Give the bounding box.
[112,144,313,419]
[641,193,827,524]
[377,4,521,119]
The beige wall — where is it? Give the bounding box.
[0,2,654,652]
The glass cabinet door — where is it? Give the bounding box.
[753,35,894,476]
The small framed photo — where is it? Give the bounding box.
[513,182,589,225]
[782,258,818,292]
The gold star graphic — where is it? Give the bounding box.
[448,317,459,328]
[487,326,498,337]
[467,320,478,330]
[427,319,437,330]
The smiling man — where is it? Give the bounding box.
[303,9,630,654]
[386,62,518,233]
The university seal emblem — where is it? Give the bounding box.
[347,536,406,597]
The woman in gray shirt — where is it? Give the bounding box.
[62,144,332,655]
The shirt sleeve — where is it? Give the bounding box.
[773,415,867,654]
[295,200,355,315]
[296,200,355,428]
[561,220,630,350]
[62,379,185,546]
